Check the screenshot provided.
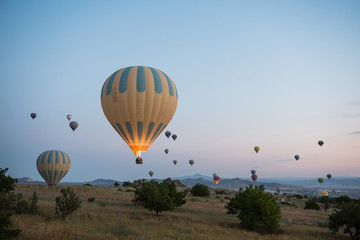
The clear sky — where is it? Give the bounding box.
[1,0,359,182]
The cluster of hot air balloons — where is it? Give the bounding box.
[30,113,78,132]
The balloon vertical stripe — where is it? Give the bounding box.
[149,123,163,144]
[55,151,60,163]
[145,122,155,143]
[48,151,53,163]
[162,72,174,96]
[119,67,131,93]
[136,66,146,92]
[115,123,131,145]
[125,121,135,144]
[106,70,120,95]
[149,67,162,94]
[137,121,143,143]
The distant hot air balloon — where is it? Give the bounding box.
[165,131,171,138]
[254,146,260,153]
[276,188,281,194]
[173,160,177,165]
[66,115,72,121]
[69,121,78,131]
[321,191,328,197]
[318,178,324,185]
[36,150,71,185]
[30,113,37,119]
[101,66,178,164]
[164,149,169,154]
[189,159,194,166]
[149,171,154,177]
[172,134,177,141]
[251,174,258,182]
[327,174,332,180]
[213,173,218,177]
[294,155,300,161]
[318,140,324,147]
[213,175,220,184]
[251,169,256,175]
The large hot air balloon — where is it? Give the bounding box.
[327,174,332,180]
[165,131,171,138]
[101,66,178,164]
[30,113,37,119]
[189,159,194,166]
[318,140,324,147]
[149,171,154,177]
[172,134,177,141]
[69,121,78,131]
[294,155,300,161]
[36,150,71,185]
[213,175,220,184]
[254,146,260,153]
[318,178,324,185]
[67,115,72,121]
[164,149,169,154]
[251,169,256,175]
[173,160,177,165]
[251,174,258,182]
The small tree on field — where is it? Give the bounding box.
[55,187,81,220]
[304,198,320,210]
[132,180,186,216]
[328,200,360,240]
[0,168,21,239]
[190,184,210,197]
[113,181,120,187]
[225,184,281,233]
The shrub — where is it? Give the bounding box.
[88,197,95,202]
[215,190,228,195]
[13,192,39,214]
[225,184,281,233]
[113,181,120,187]
[304,198,320,210]
[190,184,210,197]
[132,180,186,215]
[83,183,92,186]
[122,181,133,187]
[294,194,303,199]
[55,187,81,220]
[328,200,360,240]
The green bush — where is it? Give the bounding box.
[215,190,228,195]
[122,181,133,187]
[132,180,186,215]
[55,187,81,220]
[225,184,281,233]
[87,197,95,202]
[190,184,210,197]
[113,181,120,187]
[304,198,320,210]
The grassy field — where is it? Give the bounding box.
[11,185,348,240]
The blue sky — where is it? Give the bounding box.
[1,0,359,182]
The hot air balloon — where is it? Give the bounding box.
[101,66,178,164]
[251,169,256,175]
[213,175,220,184]
[254,146,260,153]
[318,140,324,147]
[321,191,328,197]
[173,160,177,165]
[164,149,169,154]
[36,150,71,185]
[165,131,171,138]
[189,159,194,166]
[30,113,37,119]
[251,174,258,182]
[69,121,78,131]
[318,178,324,185]
[327,174,332,180]
[67,115,72,121]
[276,188,281,194]
[172,134,177,141]
[149,171,154,177]
[294,155,300,161]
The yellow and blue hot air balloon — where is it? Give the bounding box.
[36,150,71,185]
[101,66,178,164]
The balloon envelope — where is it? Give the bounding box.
[149,171,154,177]
[251,174,258,182]
[254,146,260,153]
[164,149,169,154]
[172,134,177,141]
[36,150,71,185]
[327,174,332,180]
[173,160,177,165]
[213,176,220,184]
[318,178,324,184]
[165,131,171,138]
[69,121,78,131]
[101,66,178,160]
[67,115,72,121]
[30,113,37,119]
[294,155,300,161]
[189,160,194,166]
[318,140,324,147]
[251,169,256,175]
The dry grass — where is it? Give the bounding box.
[11,185,348,240]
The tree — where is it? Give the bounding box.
[328,200,360,240]
[190,184,210,197]
[225,184,281,233]
[304,198,320,210]
[132,180,186,216]
[122,181,133,187]
[113,181,120,187]
[55,187,81,220]
[0,168,21,239]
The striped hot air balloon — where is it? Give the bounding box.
[101,66,178,164]
[36,150,71,185]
